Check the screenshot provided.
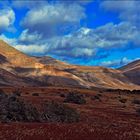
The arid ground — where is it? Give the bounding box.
[0,87,139,140]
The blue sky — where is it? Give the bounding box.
[0,0,140,68]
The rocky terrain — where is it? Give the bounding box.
[0,40,139,90]
[119,59,140,85]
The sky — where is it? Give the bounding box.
[0,0,140,68]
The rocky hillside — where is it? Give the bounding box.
[119,59,140,85]
[0,40,139,89]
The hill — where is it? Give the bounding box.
[119,59,140,85]
[0,40,139,89]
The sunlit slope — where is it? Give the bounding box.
[0,40,88,87]
[36,55,139,89]
[0,40,40,68]
[0,40,139,89]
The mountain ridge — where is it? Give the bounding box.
[119,59,140,85]
[0,40,139,90]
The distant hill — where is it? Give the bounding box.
[0,40,139,89]
[119,59,140,85]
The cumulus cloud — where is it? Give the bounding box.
[15,44,48,56]
[0,34,17,45]
[21,3,86,38]
[0,0,139,68]
[99,57,140,68]
[101,0,140,27]
[0,34,48,56]
[0,8,15,33]
[18,29,42,44]
[12,0,92,9]
[9,21,138,61]
[58,0,92,5]
[99,57,131,68]
[12,0,48,9]
[1,21,139,68]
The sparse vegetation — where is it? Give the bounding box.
[0,93,40,122]
[91,94,101,101]
[64,92,86,104]
[97,93,102,97]
[0,89,7,100]
[119,98,127,103]
[132,90,140,94]
[132,99,140,104]
[60,93,65,98]
[99,91,103,93]
[136,108,140,115]
[105,89,132,94]
[32,93,39,96]
[13,89,21,96]
[42,101,80,123]
[0,91,80,123]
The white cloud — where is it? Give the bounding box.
[12,0,48,9]
[2,21,138,59]
[101,0,140,27]
[21,3,86,38]
[1,19,140,68]
[100,57,140,68]
[0,8,15,33]
[100,57,131,68]
[19,22,140,58]
[0,34,17,45]
[12,0,92,9]
[15,44,48,55]
[19,29,42,44]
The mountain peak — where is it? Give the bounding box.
[0,39,37,67]
[0,39,20,53]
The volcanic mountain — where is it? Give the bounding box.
[0,40,139,89]
[119,59,140,85]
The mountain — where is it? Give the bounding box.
[0,68,29,86]
[0,40,139,89]
[36,56,139,89]
[119,59,140,85]
[0,40,89,88]
[0,40,38,67]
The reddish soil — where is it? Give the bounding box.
[0,87,140,140]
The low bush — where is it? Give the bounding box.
[0,94,40,122]
[13,89,21,96]
[136,108,140,115]
[0,92,81,123]
[60,93,65,98]
[42,101,80,123]
[132,90,140,94]
[0,89,7,100]
[32,93,39,96]
[132,99,140,104]
[64,92,86,104]
[91,95,101,101]
[119,98,127,103]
